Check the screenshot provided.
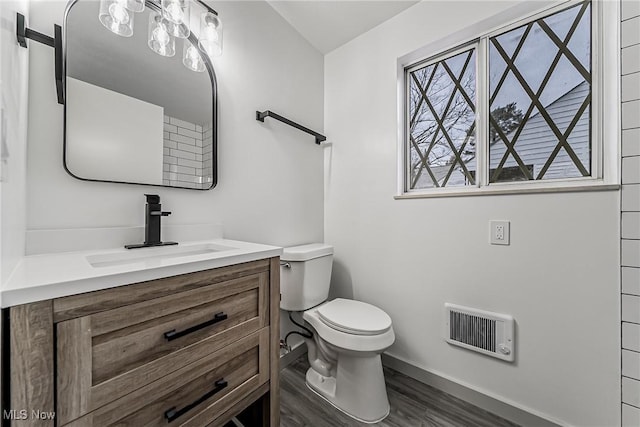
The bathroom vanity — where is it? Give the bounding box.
[1,240,281,427]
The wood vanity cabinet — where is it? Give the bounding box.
[2,257,281,427]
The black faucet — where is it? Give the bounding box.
[125,194,178,249]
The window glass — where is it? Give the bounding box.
[408,48,477,189]
[488,2,591,183]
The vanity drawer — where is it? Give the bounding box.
[57,272,269,425]
[61,328,270,427]
[53,259,271,322]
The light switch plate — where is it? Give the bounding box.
[490,220,510,245]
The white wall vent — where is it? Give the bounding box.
[444,303,514,362]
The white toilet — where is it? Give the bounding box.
[280,243,395,423]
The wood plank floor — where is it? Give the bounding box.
[280,357,519,427]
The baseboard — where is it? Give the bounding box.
[280,342,307,370]
[381,353,563,427]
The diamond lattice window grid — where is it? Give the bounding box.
[488,1,591,183]
[408,48,477,189]
[405,0,593,192]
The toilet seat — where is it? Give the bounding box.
[317,298,392,336]
[303,302,395,353]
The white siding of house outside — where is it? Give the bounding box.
[415,80,591,188]
[489,81,590,181]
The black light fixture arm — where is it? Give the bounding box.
[194,0,218,16]
[16,13,64,105]
[256,110,326,145]
[146,0,218,15]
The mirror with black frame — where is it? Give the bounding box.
[64,0,217,190]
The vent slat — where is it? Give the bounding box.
[449,310,497,353]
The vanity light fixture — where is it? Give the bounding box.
[148,11,175,57]
[99,0,134,36]
[162,0,190,39]
[198,11,222,57]
[183,41,205,72]
[126,0,146,13]
[98,0,222,71]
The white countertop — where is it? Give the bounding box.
[2,239,282,308]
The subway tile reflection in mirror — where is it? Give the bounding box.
[163,116,213,189]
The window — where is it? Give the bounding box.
[405,0,598,193]
[408,48,477,189]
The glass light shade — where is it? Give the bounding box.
[148,12,175,57]
[125,0,145,13]
[99,0,134,37]
[162,0,187,23]
[162,0,190,38]
[183,41,205,72]
[198,12,222,57]
[164,20,190,39]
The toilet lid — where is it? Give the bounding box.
[317,299,392,336]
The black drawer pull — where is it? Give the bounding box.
[163,312,228,341]
[164,379,228,422]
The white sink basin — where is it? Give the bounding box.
[86,243,236,268]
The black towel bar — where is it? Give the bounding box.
[256,110,326,145]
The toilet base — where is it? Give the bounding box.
[305,352,390,424]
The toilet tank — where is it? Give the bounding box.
[280,243,333,311]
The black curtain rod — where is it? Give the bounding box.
[256,110,326,145]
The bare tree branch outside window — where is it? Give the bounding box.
[408,49,476,189]
[406,0,592,191]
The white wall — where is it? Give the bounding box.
[0,0,30,409]
[66,77,164,185]
[26,0,324,248]
[324,1,620,426]
[1,0,30,288]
